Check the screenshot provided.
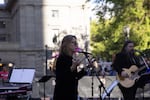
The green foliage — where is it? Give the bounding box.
[90,0,150,61]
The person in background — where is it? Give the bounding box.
[0,67,9,81]
[53,35,87,100]
[112,40,150,100]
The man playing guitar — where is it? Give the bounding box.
[112,40,150,100]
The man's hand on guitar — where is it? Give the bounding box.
[117,65,145,88]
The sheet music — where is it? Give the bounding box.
[9,69,35,84]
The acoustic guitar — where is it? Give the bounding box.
[117,65,146,88]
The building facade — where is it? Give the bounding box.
[0,0,90,98]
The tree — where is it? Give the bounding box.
[90,0,150,61]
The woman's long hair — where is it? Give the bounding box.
[59,35,76,55]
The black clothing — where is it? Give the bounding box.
[113,52,141,75]
[53,54,86,100]
[113,52,150,100]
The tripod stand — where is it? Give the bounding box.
[92,68,111,100]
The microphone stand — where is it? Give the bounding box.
[96,73,110,100]
[82,52,110,100]
[39,45,51,100]
[45,45,48,74]
[139,54,150,100]
[135,50,150,71]
[83,52,94,98]
[141,56,150,71]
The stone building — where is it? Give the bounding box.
[0,0,90,98]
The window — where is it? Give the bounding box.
[51,10,59,18]
[0,34,9,42]
[0,20,9,42]
[0,21,6,28]
[52,29,59,43]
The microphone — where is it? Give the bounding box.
[50,54,59,59]
[74,47,92,55]
[134,49,146,57]
[74,47,83,52]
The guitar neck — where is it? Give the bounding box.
[136,65,146,73]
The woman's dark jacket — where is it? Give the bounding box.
[53,54,86,100]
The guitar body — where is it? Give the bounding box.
[117,65,139,88]
[117,75,136,88]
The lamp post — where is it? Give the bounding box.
[123,25,130,41]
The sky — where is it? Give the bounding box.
[0,0,4,4]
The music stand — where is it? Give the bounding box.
[9,68,35,84]
[6,68,35,100]
[38,75,54,100]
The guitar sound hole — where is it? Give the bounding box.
[131,72,135,74]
